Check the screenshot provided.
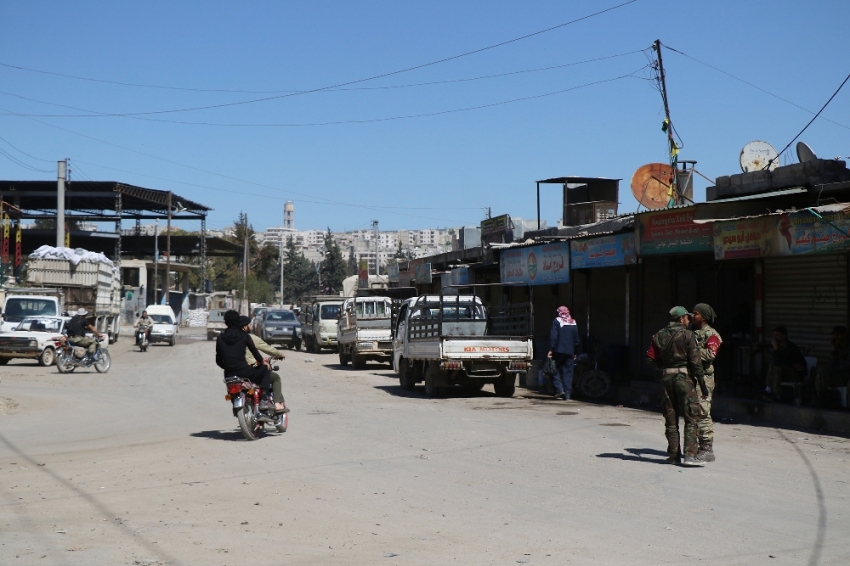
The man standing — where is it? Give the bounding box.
[647,306,708,467]
[547,306,580,400]
[66,307,104,360]
[691,303,722,462]
[764,326,807,401]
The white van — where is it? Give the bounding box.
[143,304,178,346]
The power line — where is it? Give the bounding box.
[1,67,648,126]
[661,42,850,131]
[2,1,641,119]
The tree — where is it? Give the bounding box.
[346,247,358,277]
[393,240,406,259]
[319,228,346,295]
[282,236,317,304]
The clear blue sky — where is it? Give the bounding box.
[1,1,848,234]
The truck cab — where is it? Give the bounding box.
[301,298,343,353]
[337,295,394,369]
[1,293,61,333]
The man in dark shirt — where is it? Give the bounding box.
[764,326,807,401]
[216,310,273,407]
[66,307,104,360]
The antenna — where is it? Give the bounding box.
[631,163,674,210]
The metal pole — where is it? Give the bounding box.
[279,234,284,306]
[536,182,540,230]
[373,220,379,276]
[654,39,679,206]
[153,219,159,304]
[165,191,172,305]
[242,214,248,314]
[57,160,66,247]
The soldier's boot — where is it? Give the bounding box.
[697,441,715,462]
[682,455,704,467]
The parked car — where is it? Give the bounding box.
[207,308,227,341]
[251,307,269,336]
[258,309,302,349]
[0,315,69,366]
[144,304,178,346]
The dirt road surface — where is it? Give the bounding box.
[1,332,849,565]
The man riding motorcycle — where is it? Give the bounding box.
[240,317,288,413]
[66,307,105,361]
[135,310,154,345]
[215,310,276,411]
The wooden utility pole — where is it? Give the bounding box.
[653,39,680,206]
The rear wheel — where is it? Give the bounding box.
[494,372,516,398]
[38,347,55,367]
[578,369,612,399]
[398,359,415,390]
[236,403,259,441]
[339,349,349,366]
[94,350,111,373]
[169,335,176,346]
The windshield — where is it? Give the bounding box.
[320,304,341,320]
[16,317,64,333]
[3,298,57,323]
[356,300,389,317]
[265,311,297,323]
[150,314,173,324]
[411,303,486,319]
[208,310,226,322]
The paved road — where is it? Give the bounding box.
[1,332,849,565]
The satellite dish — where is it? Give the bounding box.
[796,141,818,163]
[740,140,779,172]
[631,163,673,209]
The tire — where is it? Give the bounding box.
[94,350,111,373]
[169,335,176,347]
[38,347,55,367]
[398,359,415,391]
[578,370,612,399]
[275,412,289,433]
[424,362,442,398]
[56,352,75,373]
[494,372,516,398]
[293,340,301,351]
[352,354,366,370]
[339,349,349,366]
[237,402,259,441]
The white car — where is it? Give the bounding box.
[0,316,69,366]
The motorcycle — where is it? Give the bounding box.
[223,361,288,440]
[55,337,111,373]
[136,327,150,352]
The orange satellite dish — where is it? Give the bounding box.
[631,163,674,210]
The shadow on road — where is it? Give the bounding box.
[373,384,497,399]
[596,448,670,465]
[190,429,247,442]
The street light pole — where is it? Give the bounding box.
[164,191,172,305]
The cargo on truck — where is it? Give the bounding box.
[393,284,533,398]
[0,246,122,343]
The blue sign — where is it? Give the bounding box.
[570,233,636,268]
[500,242,569,286]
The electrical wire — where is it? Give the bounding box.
[0,1,641,118]
[1,67,649,126]
[0,145,51,173]
[661,42,850,131]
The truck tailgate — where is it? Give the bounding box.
[442,338,532,359]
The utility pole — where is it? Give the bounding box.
[653,39,680,206]
[372,220,379,276]
[56,160,66,247]
[164,191,172,305]
[279,207,285,306]
[242,214,249,315]
[153,219,159,303]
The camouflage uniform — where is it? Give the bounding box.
[694,324,722,453]
[245,334,285,404]
[647,321,707,459]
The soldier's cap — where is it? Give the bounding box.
[669,306,690,319]
[692,303,717,325]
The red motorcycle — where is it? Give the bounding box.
[223,362,287,440]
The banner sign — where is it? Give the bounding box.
[451,267,470,285]
[570,233,636,268]
[414,263,432,284]
[500,242,569,286]
[637,209,713,255]
[714,209,850,259]
[358,259,369,289]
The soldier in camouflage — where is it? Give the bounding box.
[691,303,722,462]
[646,306,708,467]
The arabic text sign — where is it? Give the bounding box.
[638,209,713,255]
[713,216,779,259]
[570,233,636,268]
[500,242,569,286]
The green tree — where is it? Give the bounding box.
[319,228,347,295]
[282,236,317,304]
[346,247,358,276]
[393,240,406,259]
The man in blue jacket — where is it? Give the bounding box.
[548,306,580,400]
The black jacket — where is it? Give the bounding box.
[549,319,580,356]
[216,327,264,373]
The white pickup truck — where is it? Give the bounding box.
[393,285,533,397]
[0,316,69,366]
[337,295,394,369]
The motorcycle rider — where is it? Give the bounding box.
[66,307,105,361]
[215,310,273,409]
[240,318,288,413]
[134,310,154,345]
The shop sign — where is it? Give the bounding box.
[481,214,512,245]
[715,209,850,259]
[399,271,412,287]
[357,260,369,289]
[637,209,713,255]
[414,263,432,284]
[570,233,636,268]
[500,242,569,286]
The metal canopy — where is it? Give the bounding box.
[536,176,621,185]
[0,180,210,219]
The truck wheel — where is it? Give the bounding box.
[38,347,56,367]
[398,360,415,391]
[352,354,366,370]
[424,362,443,398]
[339,349,349,366]
[494,372,516,398]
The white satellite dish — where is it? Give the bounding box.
[796,141,818,163]
[740,140,779,172]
